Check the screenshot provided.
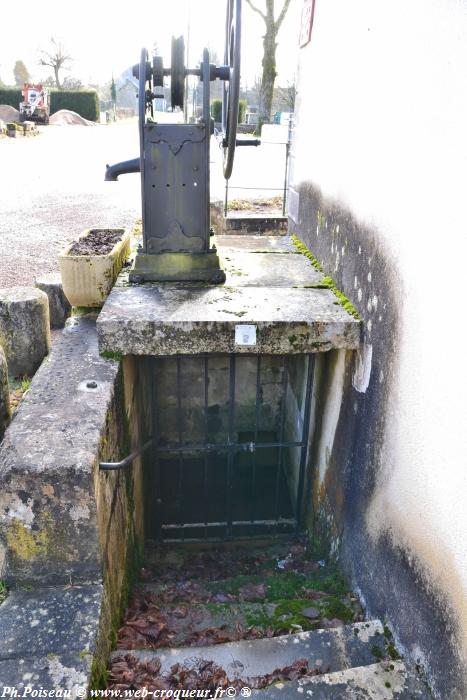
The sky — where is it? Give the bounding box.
[0,0,301,89]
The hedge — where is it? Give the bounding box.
[238,99,247,124]
[211,97,247,124]
[211,98,222,122]
[0,88,99,122]
[50,91,99,122]
[0,89,21,109]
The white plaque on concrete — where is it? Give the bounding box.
[235,324,257,346]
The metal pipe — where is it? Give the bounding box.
[224,176,229,217]
[282,116,293,216]
[295,355,315,532]
[104,157,140,181]
[99,437,153,470]
[154,439,305,454]
[235,139,261,146]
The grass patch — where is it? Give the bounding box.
[8,376,32,413]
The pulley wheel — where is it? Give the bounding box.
[222,0,242,179]
[171,36,185,109]
[138,48,150,155]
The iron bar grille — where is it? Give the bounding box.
[145,354,314,541]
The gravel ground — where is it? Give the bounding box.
[0,119,285,289]
[0,121,140,288]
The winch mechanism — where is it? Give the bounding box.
[105,0,259,282]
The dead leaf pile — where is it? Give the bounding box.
[117,590,274,650]
[108,655,322,692]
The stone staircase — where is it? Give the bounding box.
[108,541,433,698]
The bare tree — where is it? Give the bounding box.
[62,76,83,90]
[39,38,72,88]
[274,79,296,112]
[245,0,292,130]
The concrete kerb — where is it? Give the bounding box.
[0,315,141,690]
[0,287,51,377]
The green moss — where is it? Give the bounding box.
[320,595,354,623]
[383,625,401,660]
[0,581,8,605]
[371,644,384,660]
[385,682,391,689]
[386,643,400,660]
[245,599,313,632]
[290,235,361,320]
[291,234,323,272]
[245,594,353,631]
[100,350,123,361]
[89,657,108,691]
[71,306,99,316]
[208,568,348,601]
[219,309,247,317]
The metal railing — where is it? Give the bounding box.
[222,118,293,217]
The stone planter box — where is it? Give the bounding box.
[59,228,130,308]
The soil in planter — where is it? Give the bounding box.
[68,229,125,256]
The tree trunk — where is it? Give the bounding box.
[54,66,61,89]
[258,23,277,131]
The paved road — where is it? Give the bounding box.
[0,121,141,288]
[0,120,285,288]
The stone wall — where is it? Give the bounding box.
[0,317,145,685]
[150,355,286,446]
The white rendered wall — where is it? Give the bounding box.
[292,0,467,660]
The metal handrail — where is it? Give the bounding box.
[99,437,154,471]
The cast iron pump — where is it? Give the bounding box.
[105,0,258,283]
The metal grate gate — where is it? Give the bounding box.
[145,354,314,541]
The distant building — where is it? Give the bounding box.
[115,68,138,114]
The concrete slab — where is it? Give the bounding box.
[97,285,360,356]
[220,252,324,287]
[112,620,386,677]
[213,235,297,253]
[253,660,433,698]
[0,652,91,693]
[0,584,102,659]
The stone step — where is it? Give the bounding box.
[143,539,291,578]
[119,601,276,648]
[121,594,359,650]
[112,619,388,678]
[252,660,433,698]
[138,567,353,605]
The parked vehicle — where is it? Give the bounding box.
[19,83,50,124]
